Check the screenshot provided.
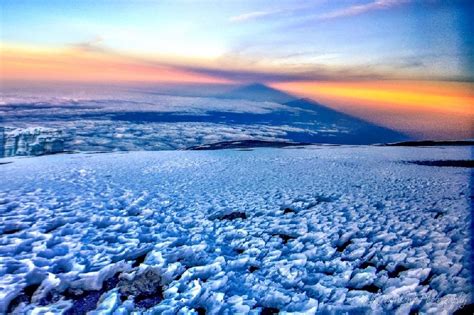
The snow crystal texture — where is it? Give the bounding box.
[0,146,471,314]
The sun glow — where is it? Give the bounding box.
[0,43,230,84]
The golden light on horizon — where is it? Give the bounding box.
[274,81,474,115]
[273,81,474,139]
[0,43,230,84]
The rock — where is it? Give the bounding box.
[117,267,164,308]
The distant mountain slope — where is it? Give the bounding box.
[384,140,474,146]
[186,139,311,150]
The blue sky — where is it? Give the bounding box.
[2,0,472,82]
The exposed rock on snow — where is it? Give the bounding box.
[118,267,164,308]
[0,127,64,157]
[187,140,311,150]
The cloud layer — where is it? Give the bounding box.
[318,0,410,20]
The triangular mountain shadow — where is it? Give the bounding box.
[109,83,409,145]
[218,83,297,103]
[217,83,408,144]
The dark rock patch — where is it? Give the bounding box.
[64,289,103,315]
[64,273,120,315]
[43,220,66,234]
[7,293,32,313]
[388,265,409,278]
[349,284,380,294]
[407,160,474,168]
[131,252,149,268]
[273,234,295,244]
[187,140,311,151]
[173,264,190,281]
[283,208,295,214]
[420,271,434,286]
[434,212,444,219]
[112,246,152,264]
[386,140,474,147]
[119,294,128,302]
[7,283,41,313]
[249,266,259,273]
[453,303,474,315]
[195,306,207,315]
[373,201,385,210]
[38,291,61,306]
[261,307,280,314]
[118,267,163,309]
[235,248,245,254]
[359,260,376,269]
[2,227,22,235]
[336,240,352,252]
[135,294,163,309]
[43,225,62,234]
[219,212,247,221]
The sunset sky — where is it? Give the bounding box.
[1,0,473,138]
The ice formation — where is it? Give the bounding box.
[0,145,471,314]
[0,127,64,157]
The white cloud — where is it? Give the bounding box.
[229,10,279,23]
[319,0,410,20]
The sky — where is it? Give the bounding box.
[1,0,473,138]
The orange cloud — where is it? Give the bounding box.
[0,43,230,84]
[275,81,474,114]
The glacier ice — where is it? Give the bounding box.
[0,127,64,157]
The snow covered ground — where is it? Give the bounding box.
[0,145,471,314]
